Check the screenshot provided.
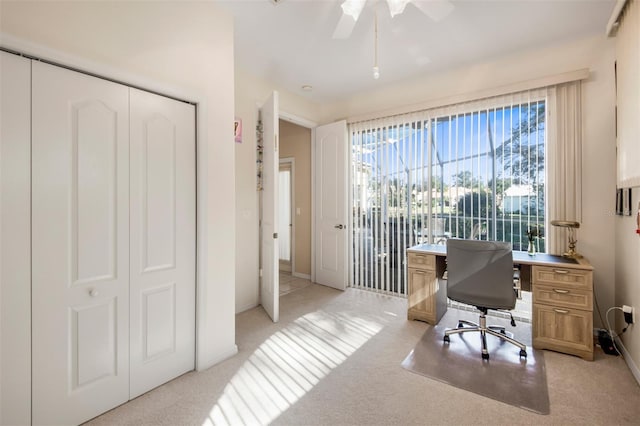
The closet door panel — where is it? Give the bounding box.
[0,51,31,426]
[129,88,195,398]
[32,61,130,425]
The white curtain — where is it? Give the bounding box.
[546,81,582,254]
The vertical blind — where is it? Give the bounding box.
[349,86,584,297]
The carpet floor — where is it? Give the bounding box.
[87,283,640,425]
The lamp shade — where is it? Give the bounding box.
[551,220,582,258]
[550,220,580,228]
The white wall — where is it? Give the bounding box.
[321,34,618,325]
[0,2,236,422]
[614,0,640,378]
[615,187,640,377]
[234,68,321,313]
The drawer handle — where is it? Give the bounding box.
[553,289,570,294]
[554,308,569,314]
[553,269,569,275]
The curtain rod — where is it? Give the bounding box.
[346,68,589,124]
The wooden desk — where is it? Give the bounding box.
[406,244,594,361]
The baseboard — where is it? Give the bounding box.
[292,272,311,280]
[197,344,238,372]
[236,302,259,314]
[614,336,640,386]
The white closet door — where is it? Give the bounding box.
[129,88,195,398]
[0,51,31,426]
[32,62,130,425]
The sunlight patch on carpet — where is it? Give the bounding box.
[204,310,382,425]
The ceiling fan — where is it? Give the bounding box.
[332,0,454,39]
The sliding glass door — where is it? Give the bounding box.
[350,92,547,296]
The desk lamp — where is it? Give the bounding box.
[551,220,582,258]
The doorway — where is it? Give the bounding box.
[279,159,294,273]
[278,119,313,281]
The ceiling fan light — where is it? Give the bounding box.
[372,66,380,79]
[341,0,366,21]
[386,0,410,17]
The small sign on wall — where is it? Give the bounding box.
[234,118,242,143]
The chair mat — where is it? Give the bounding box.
[401,308,550,414]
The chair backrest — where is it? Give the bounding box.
[446,238,515,310]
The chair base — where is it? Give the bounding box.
[443,311,527,360]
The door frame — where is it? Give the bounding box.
[279,111,317,281]
[279,158,295,274]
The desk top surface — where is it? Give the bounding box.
[407,243,593,270]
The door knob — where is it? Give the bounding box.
[89,289,99,298]
[334,224,344,229]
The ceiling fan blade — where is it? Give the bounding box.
[332,13,358,39]
[412,0,454,22]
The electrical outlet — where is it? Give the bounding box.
[623,305,634,324]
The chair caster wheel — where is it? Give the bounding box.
[482,352,489,360]
[519,349,527,358]
[443,335,450,343]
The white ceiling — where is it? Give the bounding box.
[218,0,616,103]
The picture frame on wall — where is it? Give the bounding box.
[616,188,623,215]
[617,188,633,216]
[624,187,633,216]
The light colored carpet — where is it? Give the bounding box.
[402,309,549,414]
[87,283,640,425]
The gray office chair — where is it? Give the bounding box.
[443,238,527,360]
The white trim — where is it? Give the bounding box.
[292,272,312,280]
[615,336,640,385]
[280,110,318,129]
[0,33,201,104]
[279,158,295,274]
[236,302,260,314]
[347,68,590,124]
[346,121,354,289]
[311,127,317,283]
[607,0,629,37]
[195,345,238,372]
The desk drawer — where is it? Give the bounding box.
[407,252,435,270]
[533,304,593,360]
[533,266,592,291]
[533,284,592,311]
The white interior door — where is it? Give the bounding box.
[129,88,196,398]
[260,92,279,322]
[314,120,348,290]
[32,61,130,425]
